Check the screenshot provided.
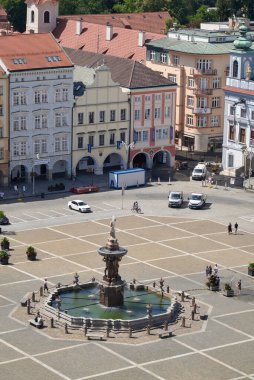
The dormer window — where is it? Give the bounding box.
[13,58,26,64]
[233,60,238,78]
[31,10,34,23]
[46,56,61,62]
[44,11,50,24]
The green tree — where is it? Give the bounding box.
[216,0,231,21]
[0,0,26,32]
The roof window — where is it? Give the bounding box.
[46,56,61,62]
[13,58,26,64]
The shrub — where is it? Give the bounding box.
[0,250,9,258]
[249,263,254,268]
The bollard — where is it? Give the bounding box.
[39,286,43,297]
[50,318,54,328]
[157,177,161,185]
[147,325,151,335]
[181,316,186,327]
[64,323,68,334]
[181,291,185,302]
[106,328,110,338]
[32,292,35,302]
[153,281,156,288]
[191,296,195,307]
[164,321,168,331]
[191,310,195,320]
[27,298,31,315]
[167,285,170,293]
[129,327,132,338]
[84,325,88,336]
[202,180,204,187]
[193,303,197,314]
[224,182,228,190]
[168,176,171,185]
[214,181,218,189]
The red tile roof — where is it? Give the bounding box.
[53,20,163,62]
[25,0,58,5]
[58,11,170,34]
[0,33,72,71]
[0,5,7,18]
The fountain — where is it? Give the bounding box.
[42,217,180,331]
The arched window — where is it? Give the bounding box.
[31,10,34,23]
[44,11,50,24]
[233,60,238,78]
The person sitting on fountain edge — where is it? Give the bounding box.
[133,201,138,210]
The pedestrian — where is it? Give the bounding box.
[205,266,209,277]
[43,278,49,294]
[234,222,238,235]
[214,264,218,276]
[228,222,232,234]
[237,279,241,295]
[209,265,212,276]
[22,185,26,193]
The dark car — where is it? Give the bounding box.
[0,216,10,225]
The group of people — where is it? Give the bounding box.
[205,264,218,277]
[228,222,238,234]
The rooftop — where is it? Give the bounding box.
[64,47,176,89]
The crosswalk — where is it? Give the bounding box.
[7,203,119,225]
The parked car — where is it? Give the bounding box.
[168,191,184,208]
[68,200,91,213]
[188,193,207,209]
[0,216,10,225]
[191,163,207,180]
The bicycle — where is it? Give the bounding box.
[131,206,142,213]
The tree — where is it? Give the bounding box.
[216,0,231,21]
[0,0,26,32]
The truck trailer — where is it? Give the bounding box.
[109,169,146,189]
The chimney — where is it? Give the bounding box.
[138,30,146,47]
[106,22,113,41]
[76,17,83,35]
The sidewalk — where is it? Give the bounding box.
[0,173,109,202]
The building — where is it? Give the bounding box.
[0,33,73,183]
[65,48,177,173]
[0,69,9,185]
[25,0,59,34]
[222,25,254,178]
[145,28,242,153]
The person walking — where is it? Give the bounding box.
[205,266,209,277]
[214,264,218,276]
[209,265,212,276]
[228,222,232,234]
[237,279,241,295]
[43,278,49,294]
[234,222,239,235]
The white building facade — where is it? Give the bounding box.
[223,25,254,179]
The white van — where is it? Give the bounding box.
[192,163,207,180]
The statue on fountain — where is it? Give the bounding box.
[106,216,119,250]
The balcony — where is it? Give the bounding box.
[192,107,211,114]
[190,68,217,76]
[193,88,213,96]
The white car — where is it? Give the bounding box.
[68,200,91,213]
[168,191,184,208]
[188,193,207,209]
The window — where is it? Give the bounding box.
[145,95,151,101]
[251,111,254,120]
[250,130,254,142]
[110,133,115,145]
[55,136,67,152]
[229,124,235,140]
[197,116,207,127]
[188,77,195,88]
[44,11,50,23]
[150,50,155,60]
[13,116,27,131]
[88,135,94,146]
[187,96,194,107]
[212,77,221,89]
[20,141,26,156]
[233,60,238,78]
[31,10,34,23]
[173,55,179,65]
[156,129,162,140]
[110,110,116,121]
[230,106,235,116]
[212,97,220,108]
[62,88,68,101]
[78,113,84,124]
[35,115,40,129]
[134,109,140,120]
[0,128,3,138]
[228,154,234,167]
[211,116,219,127]
[55,113,68,128]
[42,115,47,129]
[55,137,60,152]
[0,148,3,160]
[99,134,104,146]
[120,132,125,142]
[155,107,161,119]
[55,89,61,102]
[34,89,47,104]
[142,130,148,141]
[99,111,105,122]
[163,128,169,138]
[121,109,126,120]
[34,139,47,154]
[145,108,151,119]
[34,91,40,104]
[55,88,68,102]
[187,115,193,126]
[135,97,141,103]
[197,97,207,108]
[89,112,94,123]
[0,105,3,116]
[239,128,246,143]
[41,139,47,153]
[78,136,83,149]
[196,59,212,71]
[0,86,3,95]
[13,91,26,106]
[13,141,27,156]
[160,53,167,63]
[240,108,246,118]
[165,106,170,117]
[199,78,208,89]
[155,94,161,101]
[134,131,141,142]
[168,74,176,83]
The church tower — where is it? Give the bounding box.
[25,0,59,34]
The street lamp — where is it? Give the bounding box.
[32,154,40,195]
[248,139,254,189]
